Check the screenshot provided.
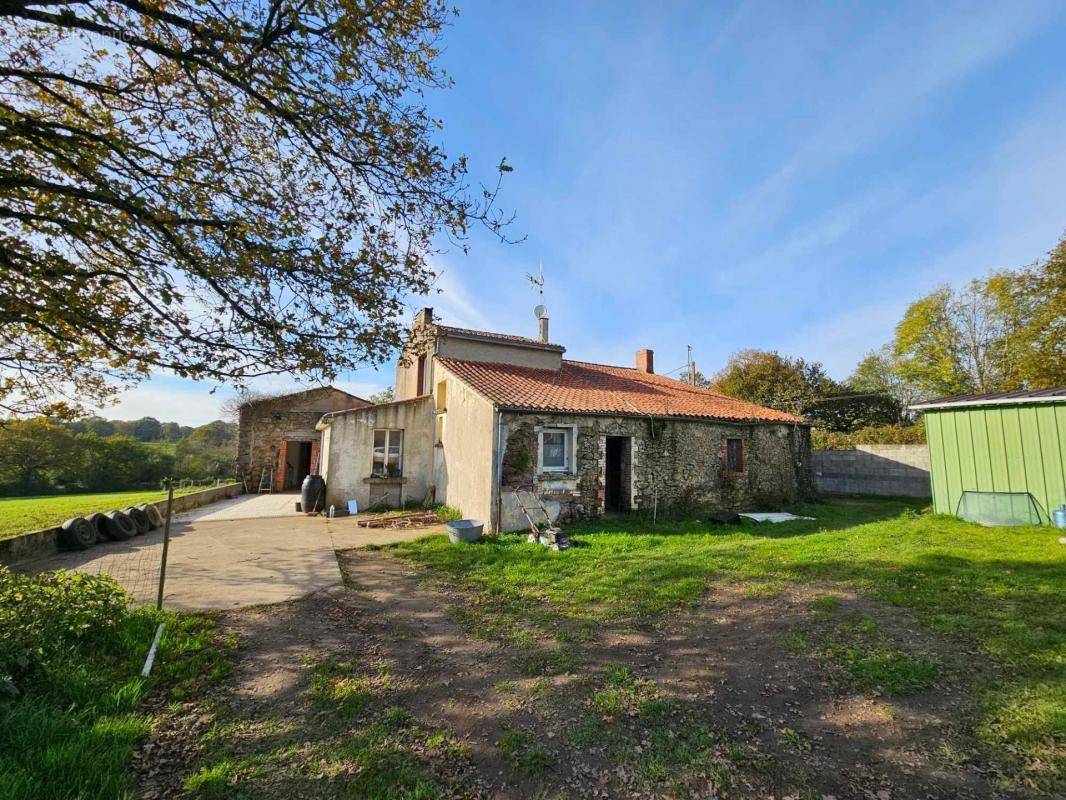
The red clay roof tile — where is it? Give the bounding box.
[437,357,808,425]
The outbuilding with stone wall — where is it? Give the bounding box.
[236,386,369,492]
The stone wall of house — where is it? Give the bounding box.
[497,411,813,530]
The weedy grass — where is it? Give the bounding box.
[497,729,554,775]
[393,497,1065,789]
[186,702,470,800]
[0,567,232,800]
[305,658,392,718]
[815,611,938,695]
[591,664,658,719]
[183,647,471,800]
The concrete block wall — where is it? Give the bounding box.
[813,444,930,498]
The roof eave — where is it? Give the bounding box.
[439,328,566,353]
[495,404,810,426]
[911,394,1066,411]
[318,395,432,424]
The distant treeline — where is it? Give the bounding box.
[67,415,196,442]
[0,417,237,497]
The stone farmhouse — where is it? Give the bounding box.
[236,386,370,492]
[317,309,813,531]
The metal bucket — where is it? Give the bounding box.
[447,519,484,543]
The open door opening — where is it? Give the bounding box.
[286,441,314,489]
[604,436,631,514]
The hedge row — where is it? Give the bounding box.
[812,421,926,451]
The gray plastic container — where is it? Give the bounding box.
[447,519,484,543]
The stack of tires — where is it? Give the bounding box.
[59,503,165,550]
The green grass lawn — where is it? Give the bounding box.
[0,489,199,540]
[392,498,1065,788]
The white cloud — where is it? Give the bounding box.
[716,1,1058,244]
[777,91,1066,377]
[421,263,497,330]
[780,298,911,379]
[98,382,230,426]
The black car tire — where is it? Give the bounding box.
[85,512,111,541]
[123,506,151,535]
[104,510,137,541]
[60,517,96,550]
[137,503,164,529]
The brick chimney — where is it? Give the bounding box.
[636,349,654,374]
[416,307,433,326]
[538,316,549,343]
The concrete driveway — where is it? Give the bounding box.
[178,491,304,523]
[19,507,446,611]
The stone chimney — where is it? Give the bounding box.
[538,316,549,343]
[416,307,433,326]
[636,349,654,374]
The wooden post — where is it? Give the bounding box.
[156,479,174,611]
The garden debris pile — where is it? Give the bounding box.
[356,510,442,529]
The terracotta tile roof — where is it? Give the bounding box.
[437,357,809,425]
[436,325,565,352]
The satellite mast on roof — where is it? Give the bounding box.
[526,263,550,342]
[526,262,545,303]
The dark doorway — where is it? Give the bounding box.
[604,436,631,513]
[286,441,314,489]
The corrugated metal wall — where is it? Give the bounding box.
[925,403,1066,524]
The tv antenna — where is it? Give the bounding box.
[526,262,548,320]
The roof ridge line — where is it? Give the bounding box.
[442,355,775,405]
[435,323,565,350]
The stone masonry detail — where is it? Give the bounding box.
[500,411,813,523]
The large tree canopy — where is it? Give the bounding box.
[711,349,901,431]
[710,349,837,415]
[0,0,512,416]
[847,345,926,424]
[892,235,1065,397]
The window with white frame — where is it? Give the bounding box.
[538,427,572,473]
[372,429,403,477]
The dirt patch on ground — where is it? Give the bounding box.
[586,582,1002,798]
[135,550,1024,799]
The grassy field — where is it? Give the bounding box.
[0,489,199,540]
[393,498,1066,788]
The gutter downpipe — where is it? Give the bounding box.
[494,406,505,534]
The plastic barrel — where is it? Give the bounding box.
[1053,505,1066,530]
[300,474,325,514]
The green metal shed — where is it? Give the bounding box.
[912,388,1066,525]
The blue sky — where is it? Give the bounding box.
[107,0,1066,424]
